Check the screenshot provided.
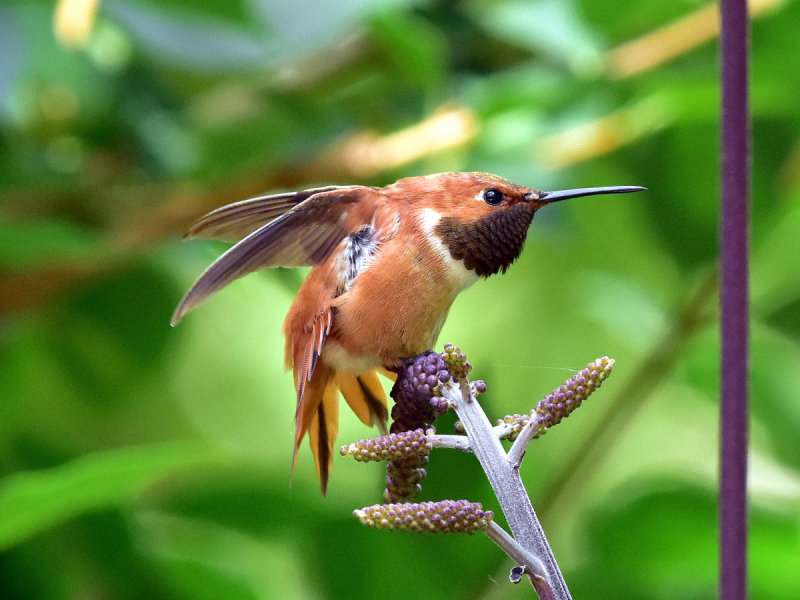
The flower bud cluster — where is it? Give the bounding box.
[386,351,456,502]
[442,344,472,382]
[532,356,614,435]
[390,351,452,433]
[488,357,615,441]
[496,413,531,441]
[354,500,493,534]
[340,429,431,463]
[384,459,428,502]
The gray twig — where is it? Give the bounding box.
[439,380,572,599]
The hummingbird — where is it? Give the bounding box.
[171,172,644,493]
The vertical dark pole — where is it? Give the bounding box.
[719,0,749,599]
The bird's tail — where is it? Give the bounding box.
[334,371,389,435]
[293,363,389,495]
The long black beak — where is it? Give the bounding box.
[537,185,646,204]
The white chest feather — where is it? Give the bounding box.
[417,208,480,292]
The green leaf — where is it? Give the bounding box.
[570,483,800,599]
[0,442,219,550]
[468,0,603,74]
[106,0,270,71]
[369,10,446,90]
[0,219,100,269]
[48,262,178,404]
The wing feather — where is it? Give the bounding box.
[172,186,384,325]
[185,186,359,242]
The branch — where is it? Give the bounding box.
[439,378,572,599]
[346,350,615,599]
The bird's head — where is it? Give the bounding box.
[389,172,644,278]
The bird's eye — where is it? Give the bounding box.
[482,188,504,206]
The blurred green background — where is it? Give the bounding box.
[1,0,799,598]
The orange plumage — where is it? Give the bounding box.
[172,172,643,493]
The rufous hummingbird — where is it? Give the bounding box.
[172,172,644,493]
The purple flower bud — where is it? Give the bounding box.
[340,428,431,463]
[385,347,479,500]
[354,500,493,534]
[529,356,614,437]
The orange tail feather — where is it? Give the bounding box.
[292,360,339,495]
[292,359,392,493]
[334,370,388,434]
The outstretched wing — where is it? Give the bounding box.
[184,186,356,242]
[171,185,385,325]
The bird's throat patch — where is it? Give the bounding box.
[434,203,536,277]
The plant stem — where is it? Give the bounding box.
[483,521,545,579]
[429,433,472,452]
[507,417,544,468]
[719,0,750,597]
[440,380,572,599]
